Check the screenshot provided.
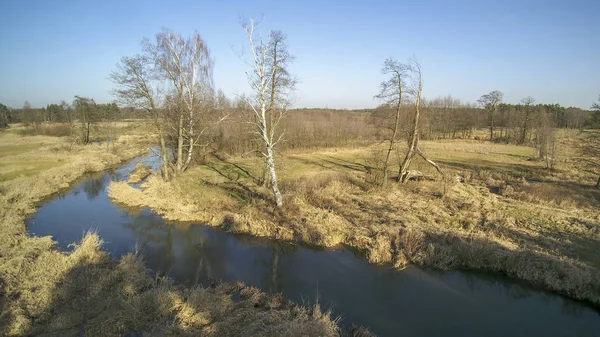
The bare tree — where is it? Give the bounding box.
[241,20,295,207]
[478,90,503,142]
[588,96,600,188]
[374,58,408,185]
[535,106,557,169]
[215,89,232,110]
[111,54,171,180]
[398,58,443,182]
[21,101,42,134]
[591,94,600,129]
[73,96,102,144]
[0,103,9,129]
[520,96,535,144]
[145,29,214,174]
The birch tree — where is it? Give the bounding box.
[145,29,214,174]
[112,29,219,179]
[241,20,295,207]
[110,54,171,180]
[398,58,443,182]
[478,90,503,142]
[374,58,408,185]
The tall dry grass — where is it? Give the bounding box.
[0,133,343,336]
[128,162,152,184]
[108,135,600,308]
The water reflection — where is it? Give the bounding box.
[25,153,600,337]
[123,213,233,284]
[81,174,109,200]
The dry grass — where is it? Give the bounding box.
[0,129,342,336]
[128,162,153,184]
[3,233,339,336]
[109,129,600,307]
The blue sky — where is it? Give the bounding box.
[0,0,598,109]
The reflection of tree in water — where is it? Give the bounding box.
[455,270,599,314]
[82,173,110,200]
[122,214,230,285]
[460,271,534,303]
[266,243,298,293]
[560,297,585,317]
[108,171,122,181]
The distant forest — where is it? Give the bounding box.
[1,95,598,153]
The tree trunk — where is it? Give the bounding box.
[183,109,195,171]
[399,148,414,182]
[399,72,421,183]
[266,145,283,207]
[521,110,530,144]
[183,132,194,171]
[176,111,184,173]
[86,122,90,144]
[383,91,402,186]
[382,145,392,184]
[271,249,280,293]
[159,127,170,181]
[489,111,494,142]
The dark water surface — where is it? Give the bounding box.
[26,153,600,336]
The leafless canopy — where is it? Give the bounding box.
[478,90,503,142]
[111,28,217,179]
[374,58,409,185]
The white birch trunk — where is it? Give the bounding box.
[266,145,283,207]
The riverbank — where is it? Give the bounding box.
[0,130,342,336]
[109,132,600,307]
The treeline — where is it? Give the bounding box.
[197,95,596,159]
[374,95,595,141]
[1,95,597,152]
[0,100,146,127]
[207,106,377,155]
[0,97,142,143]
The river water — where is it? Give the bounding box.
[26,153,600,336]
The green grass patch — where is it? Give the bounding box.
[0,161,62,182]
[0,143,47,159]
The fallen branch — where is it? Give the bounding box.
[416,146,444,178]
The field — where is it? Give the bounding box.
[0,125,341,336]
[2,121,599,335]
[109,129,600,306]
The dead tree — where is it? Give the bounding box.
[374,58,408,185]
[478,90,503,142]
[241,20,295,207]
[398,58,444,182]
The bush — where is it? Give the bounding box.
[40,124,71,137]
[17,124,72,137]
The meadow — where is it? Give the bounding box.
[109,129,600,307]
[0,124,341,336]
[1,116,599,336]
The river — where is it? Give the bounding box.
[26,152,600,336]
